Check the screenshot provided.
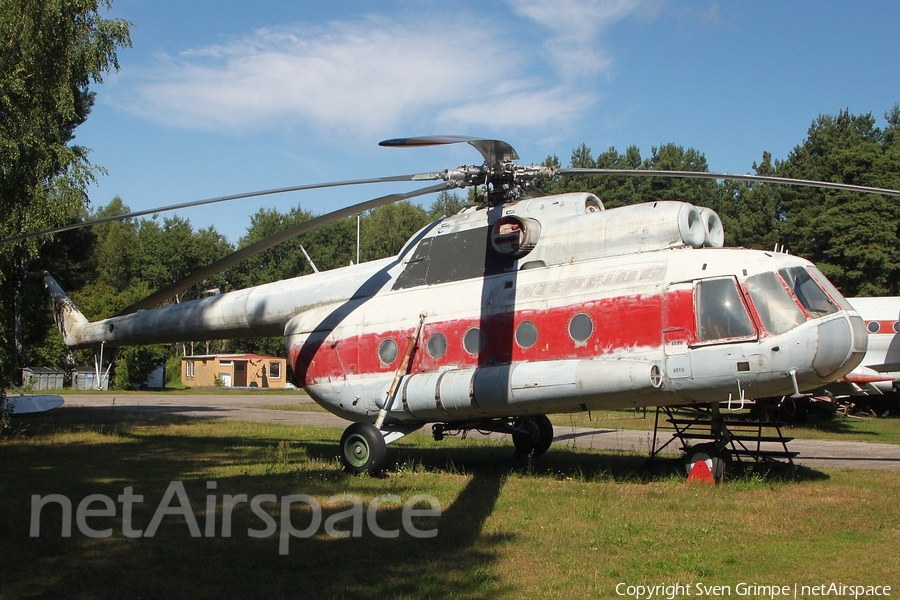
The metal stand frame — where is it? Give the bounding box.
[650,403,797,468]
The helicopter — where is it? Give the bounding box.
[19,135,900,475]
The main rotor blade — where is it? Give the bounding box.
[558,168,900,197]
[0,172,443,245]
[380,136,519,169]
[115,181,453,315]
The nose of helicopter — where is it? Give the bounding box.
[812,314,867,380]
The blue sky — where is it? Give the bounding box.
[76,0,900,243]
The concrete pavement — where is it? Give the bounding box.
[60,393,900,472]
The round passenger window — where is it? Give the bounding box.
[515,321,538,349]
[463,328,485,355]
[378,339,398,364]
[569,313,593,344]
[427,333,447,359]
[867,321,881,333]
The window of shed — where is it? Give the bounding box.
[268,361,281,379]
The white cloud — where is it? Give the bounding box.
[506,0,645,78]
[508,0,641,35]
[120,19,556,134]
[116,1,726,140]
[438,88,597,129]
[116,9,624,138]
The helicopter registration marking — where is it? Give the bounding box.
[518,266,664,299]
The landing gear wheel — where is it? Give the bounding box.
[340,422,387,474]
[683,442,732,482]
[512,415,554,457]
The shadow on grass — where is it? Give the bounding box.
[3,409,513,599]
[2,408,829,599]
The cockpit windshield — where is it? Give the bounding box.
[745,271,807,335]
[695,277,756,343]
[779,266,839,317]
[745,266,849,336]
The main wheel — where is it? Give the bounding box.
[340,422,387,474]
[512,415,554,457]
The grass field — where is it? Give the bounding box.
[2,407,899,599]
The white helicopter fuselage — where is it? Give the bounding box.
[44,193,867,429]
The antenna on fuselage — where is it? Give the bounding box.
[299,244,319,274]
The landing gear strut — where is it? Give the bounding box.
[340,422,387,474]
[431,415,555,457]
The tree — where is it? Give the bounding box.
[130,215,232,301]
[0,0,130,381]
[229,206,323,290]
[543,143,714,209]
[359,201,430,262]
[428,190,467,220]
[774,108,900,296]
[711,152,781,250]
[225,205,358,358]
[111,214,231,385]
[639,144,717,206]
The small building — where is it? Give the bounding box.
[180,354,288,388]
[21,367,67,390]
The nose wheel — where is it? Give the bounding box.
[683,442,732,481]
[340,422,387,474]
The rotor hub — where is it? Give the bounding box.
[442,162,555,205]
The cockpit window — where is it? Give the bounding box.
[745,272,807,335]
[779,266,839,317]
[807,267,854,311]
[695,278,757,343]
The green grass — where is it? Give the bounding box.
[2,408,899,599]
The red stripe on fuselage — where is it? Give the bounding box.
[864,320,898,335]
[291,288,696,387]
